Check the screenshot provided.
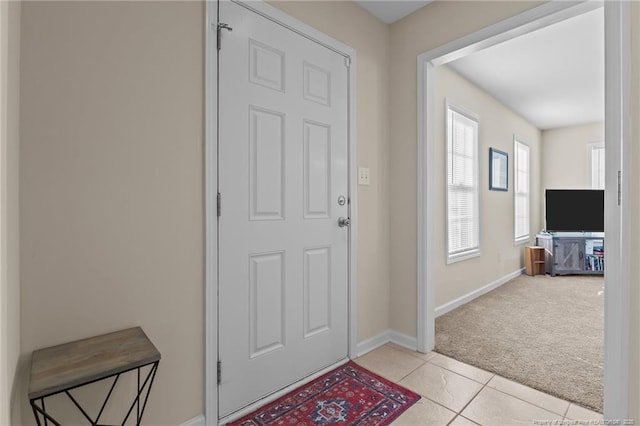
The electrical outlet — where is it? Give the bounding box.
[358,167,370,185]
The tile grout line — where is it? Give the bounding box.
[424,356,500,423]
[394,353,490,410]
[385,352,469,423]
[356,344,427,384]
[447,414,479,426]
[385,354,462,425]
[392,345,438,365]
[428,353,576,418]
[418,394,461,421]
[394,353,494,424]
[488,384,571,418]
[395,359,427,383]
[454,378,491,421]
[426,355,495,386]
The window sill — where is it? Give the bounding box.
[447,249,481,265]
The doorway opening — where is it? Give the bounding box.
[417,1,630,419]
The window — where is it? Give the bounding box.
[514,139,530,243]
[446,102,480,263]
[589,143,605,189]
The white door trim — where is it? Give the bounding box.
[205,1,358,424]
[416,0,630,419]
[603,0,630,417]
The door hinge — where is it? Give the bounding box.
[217,360,222,385]
[217,192,222,217]
[217,22,233,51]
[617,170,622,206]
[344,56,351,68]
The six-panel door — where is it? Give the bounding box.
[217,1,350,418]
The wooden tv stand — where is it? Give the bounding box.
[536,232,604,276]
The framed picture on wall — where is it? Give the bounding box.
[489,148,508,191]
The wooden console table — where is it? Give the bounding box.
[29,327,160,426]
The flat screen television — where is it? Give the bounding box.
[545,189,604,232]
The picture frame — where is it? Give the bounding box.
[489,148,508,191]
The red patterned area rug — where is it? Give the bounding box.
[228,361,420,426]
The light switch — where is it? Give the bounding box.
[358,167,370,185]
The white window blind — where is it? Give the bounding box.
[446,104,479,262]
[514,140,530,243]
[590,143,605,189]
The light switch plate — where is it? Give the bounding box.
[358,167,370,185]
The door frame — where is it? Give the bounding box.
[205,1,358,424]
[416,0,630,419]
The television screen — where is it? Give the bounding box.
[545,189,604,232]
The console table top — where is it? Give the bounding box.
[29,327,160,400]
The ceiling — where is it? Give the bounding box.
[447,8,604,130]
[355,0,432,24]
[356,2,604,131]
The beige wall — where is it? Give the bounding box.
[268,0,391,342]
[542,122,605,191]
[433,65,541,307]
[388,0,543,337]
[1,1,21,424]
[629,1,640,418]
[19,2,204,423]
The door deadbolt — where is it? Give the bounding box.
[337,196,346,206]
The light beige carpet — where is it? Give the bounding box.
[435,274,604,412]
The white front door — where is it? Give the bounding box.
[218,1,350,418]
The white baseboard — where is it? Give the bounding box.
[388,330,418,351]
[181,414,205,426]
[435,268,525,318]
[356,331,392,357]
[356,330,419,357]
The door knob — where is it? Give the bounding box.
[338,217,350,227]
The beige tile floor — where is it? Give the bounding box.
[354,343,603,426]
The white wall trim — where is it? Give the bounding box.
[435,268,524,318]
[181,415,206,426]
[356,330,418,357]
[389,331,418,352]
[603,0,630,418]
[204,2,218,425]
[513,136,531,245]
[416,55,434,353]
[356,331,392,357]
[586,141,605,189]
[206,1,358,424]
[344,29,359,363]
[417,1,629,421]
[420,2,601,67]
